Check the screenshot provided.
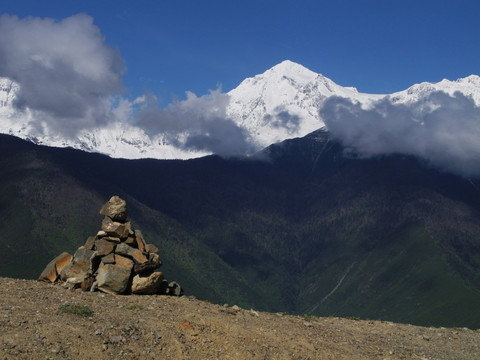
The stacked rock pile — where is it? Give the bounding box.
[39,196,183,296]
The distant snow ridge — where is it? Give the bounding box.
[1,60,479,159]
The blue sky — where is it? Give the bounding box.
[3,0,480,104]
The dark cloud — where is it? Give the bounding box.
[137,90,254,156]
[320,91,480,178]
[0,14,125,136]
[263,106,301,133]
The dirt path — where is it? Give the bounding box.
[1,277,479,359]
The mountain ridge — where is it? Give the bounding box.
[1,60,479,160]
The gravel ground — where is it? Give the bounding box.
[1,277,479,359]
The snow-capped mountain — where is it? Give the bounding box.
[226,60,382,148]
[1,60,479,159]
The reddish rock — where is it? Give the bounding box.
[135,230,146,252]
[81,277,95,291]
[125,235,137,247]
[55,252,74,275]
[38,252,73,283]
[145,243,159,254]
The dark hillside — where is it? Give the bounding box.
[1,131,480,328]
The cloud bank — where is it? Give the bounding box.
[136,89,253,156]
[320,91,480,177]
[0,14,125,136]
[0,13,252,156]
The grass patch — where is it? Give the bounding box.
[59,303,94,317]
[126,304,144,311]
[347,316,361,321]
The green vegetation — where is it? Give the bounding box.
[2,133,480,328]
[58,303,94,317]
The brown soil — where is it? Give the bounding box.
[1,277,479,359]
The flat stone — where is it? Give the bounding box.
[99,196,128,222]
[55,252,74,275]
[95,239,116,256]
[145,243,159,254]
[97,255,134,294]
[84,236,96,250]
[103,236,121,243]
[134,230,146,252]
[115,242,134,257]
[102,217,130,239]
[131,271,164,294]
[115,243,149,267]
[60,259,91,285]
[131,249,148,264]
[101,253,116,264]
[124,235,137,247]
[97,230,107,238]
[73,247,96,262]
[134,252,162,274]
[38,252,73,283]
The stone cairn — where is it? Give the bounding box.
[38,196,183,296]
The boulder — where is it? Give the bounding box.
[97,255,134,294]
[99,195,128,222]
[38,252,73,283]
[166,281,183,296]
[131,271,164,294]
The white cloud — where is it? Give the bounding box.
[320,91,480,177]
[137,89,254,156]
[0,14,125,136]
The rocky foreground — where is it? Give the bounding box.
[1,277,479,359]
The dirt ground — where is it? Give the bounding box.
[1,277,479,359]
